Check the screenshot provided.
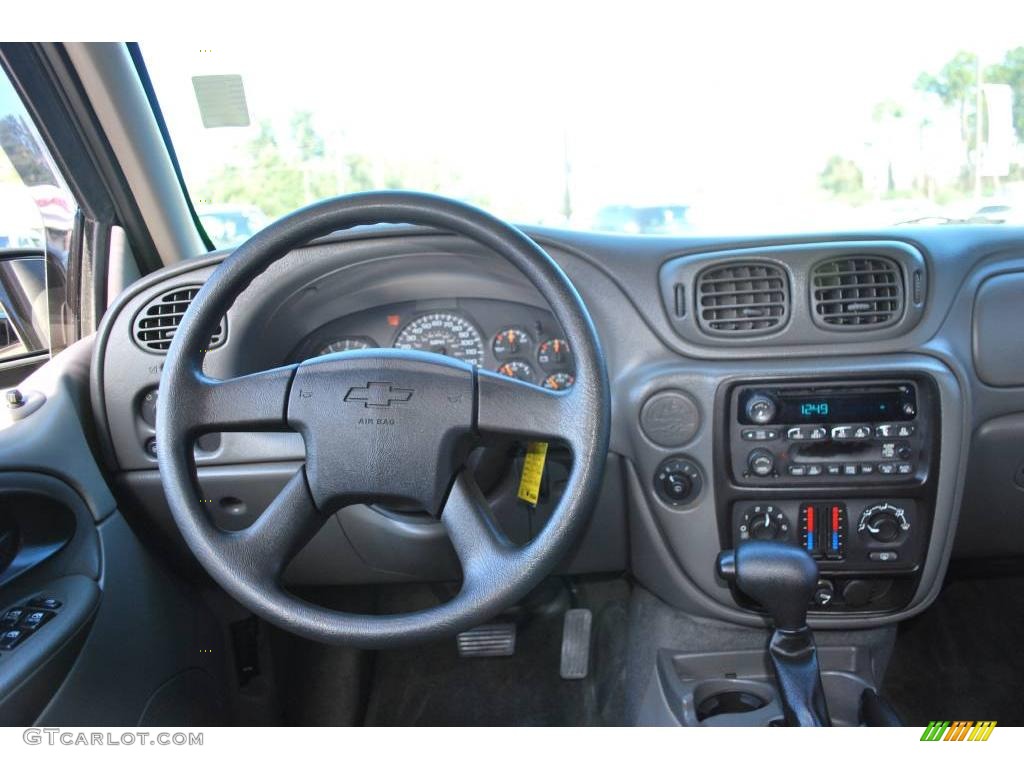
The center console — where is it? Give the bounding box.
[719,376,939,614]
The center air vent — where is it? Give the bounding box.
[696,262,789,335]
[132,286,226,353]
[811,256,904,328]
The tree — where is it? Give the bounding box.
[0,115,58,186]
[915,50,979,177]
[290,111,325,162]
[819,155,864,197]
[986,46,1024,144]
[201,118,353,217]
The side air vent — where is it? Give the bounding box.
[696,262,789,335]
[811,256,904,328]
[132,286,226,353]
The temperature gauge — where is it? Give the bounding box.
[496,360,535,383]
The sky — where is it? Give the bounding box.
[139,1,1024,232]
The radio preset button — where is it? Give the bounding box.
[852,425,872,439]
[786,427,806,440]
[831,425,853,439]
[808,426,827,440]
[875,424,895,438]
[896,425,915,437]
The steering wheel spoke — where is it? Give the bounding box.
[179,364,298,434]
[441,469,514,586]
[228,468,326,581]
[476,368,580,448]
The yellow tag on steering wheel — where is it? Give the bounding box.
[517,441,549,506]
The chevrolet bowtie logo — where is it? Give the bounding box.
[344,382,414,408]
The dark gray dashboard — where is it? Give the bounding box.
[91,222,1024,630]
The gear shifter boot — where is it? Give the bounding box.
[769,626,830,726]
[716,541,831,726]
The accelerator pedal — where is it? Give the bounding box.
[456,622,516,657]
[560,608,593,680]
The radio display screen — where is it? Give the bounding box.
[777,391,908,424]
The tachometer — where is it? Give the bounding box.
[317,336,377,355]
[394,312,484,366]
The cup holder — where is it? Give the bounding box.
[693,680,772,722]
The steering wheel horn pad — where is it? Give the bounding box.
[289,349,476,515]
[156,191,609,648]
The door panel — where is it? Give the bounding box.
[0,338,229,725]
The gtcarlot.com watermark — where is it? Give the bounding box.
[23,729,203,746]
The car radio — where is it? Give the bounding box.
[728,381,930,486]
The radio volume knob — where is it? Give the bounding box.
[745,393,777,425]
[747,448,776,477]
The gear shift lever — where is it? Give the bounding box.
[716,541,831,726]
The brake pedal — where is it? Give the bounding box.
[560,608,592,679]
[457,622,516,657]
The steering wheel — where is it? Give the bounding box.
[156,191,610,647]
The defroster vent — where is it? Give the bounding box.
[697,262,789,335]
[811,256,904,328]
[132,286,226,352]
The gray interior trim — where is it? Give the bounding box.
[622,354,966,630]
[63,43,204,265]
[2,338,116,521]
[658,240,926,347]
[90,220,1024,633]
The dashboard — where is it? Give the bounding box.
[89,222,1024,631]
[288,299,576,391]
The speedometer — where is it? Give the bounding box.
[393,312,484,366]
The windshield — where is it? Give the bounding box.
[140,12,1024,248]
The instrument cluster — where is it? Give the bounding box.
[288,298,576,390]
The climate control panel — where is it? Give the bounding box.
[731,498,925,574]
